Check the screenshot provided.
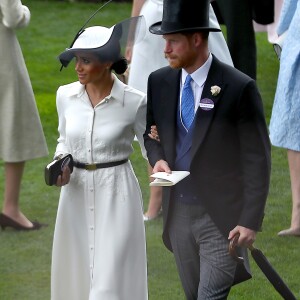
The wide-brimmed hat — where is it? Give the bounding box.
[149,0,220,35]
[59,16,145,68]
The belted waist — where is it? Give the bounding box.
[73,159,128,170]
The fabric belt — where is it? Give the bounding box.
[73,159,128,170]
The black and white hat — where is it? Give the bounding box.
[59,16,145,68]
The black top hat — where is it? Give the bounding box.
[149,0,221,35]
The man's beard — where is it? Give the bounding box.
[165,55,182,69]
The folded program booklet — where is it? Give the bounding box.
[150,171,190,187]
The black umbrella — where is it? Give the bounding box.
[229,235,297,300]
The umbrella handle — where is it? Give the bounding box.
[228,233,244,263]
[229,235,297,300]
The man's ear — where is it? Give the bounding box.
[193,32,202,47]
[194,32,208,48]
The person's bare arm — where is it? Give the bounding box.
[131,0,146,17]
[126,0,146,62]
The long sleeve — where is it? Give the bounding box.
[55,87,69,158]
[133,93,148,159]
[0,0,30,29]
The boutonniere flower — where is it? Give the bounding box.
[210,85,221,96]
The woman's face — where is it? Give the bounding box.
[74,52,111,85]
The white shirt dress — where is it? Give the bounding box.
[51,76,148,300]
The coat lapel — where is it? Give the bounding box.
[190,57,226,159]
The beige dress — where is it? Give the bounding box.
[0,0,48,162]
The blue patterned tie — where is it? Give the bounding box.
[181,75,195,130]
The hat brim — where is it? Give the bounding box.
[149,21,221,35]
[59,47,105,67]
[59,16,146,69]
[58,24,118,68]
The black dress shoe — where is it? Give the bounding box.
[0,213,47,231]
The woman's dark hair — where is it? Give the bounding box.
[111,56,128,75]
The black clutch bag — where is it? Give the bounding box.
[44,154,73,186]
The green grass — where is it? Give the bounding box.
[0,1,299,299]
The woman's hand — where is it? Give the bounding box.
[148,125,160,142]
[56,166,71,187]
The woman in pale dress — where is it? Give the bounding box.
[0,0,48,231]
[51,17,148,300]
[269,0,300,237]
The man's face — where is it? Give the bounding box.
[163,33,198,70]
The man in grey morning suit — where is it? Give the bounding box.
[144,0,271,299]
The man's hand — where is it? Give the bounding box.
[228,225,256,248]
[153,160,171,174]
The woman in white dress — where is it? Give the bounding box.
[51,17,148,300]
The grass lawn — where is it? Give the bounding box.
[0,1,299,299]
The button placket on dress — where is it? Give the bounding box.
[86,108,96,280]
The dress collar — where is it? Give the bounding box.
[68,74,126,105]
